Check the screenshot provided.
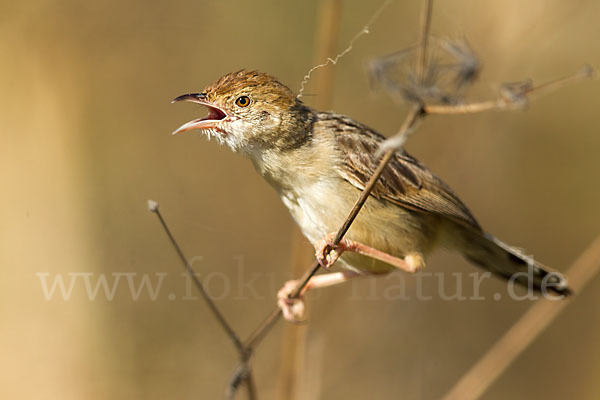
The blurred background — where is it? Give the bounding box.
[1,0,599,399]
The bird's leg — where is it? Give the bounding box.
[277,270,369,323]
[314,233,425,273]
[278,235,426,322]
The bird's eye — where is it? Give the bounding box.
[235,96,251,107]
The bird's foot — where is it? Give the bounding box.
[314,233,345,269]
[277,280,306,323]
[315,233,425,274]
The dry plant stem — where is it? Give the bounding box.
[523,65,595,98]
[416,0,434,82]
[226,363,256,400]
[442,235,600,400]
[424,66,594,115]
[425,100,498,114]
[149,205,244,352]
[244,369,256,400]
[279,1,342,397]
[378,0,431,153]
[312,0,341,110]
[149,204,257,399]
[278,234,315,399]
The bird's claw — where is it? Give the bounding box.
[277,280,306,323]
[315,234,343,269]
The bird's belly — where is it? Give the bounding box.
[279,179,436,273]
[280,180,348,244]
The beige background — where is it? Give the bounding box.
[1,0,599,399]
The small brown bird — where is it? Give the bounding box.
[173,70,570,321]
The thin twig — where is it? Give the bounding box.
[244,305,284,351]
[522,64,595,98]
[226,363,255,400]
[376,0,432,154]
[148,200,244,353]
[279,1,343,397]
[297,0,392,99]
[424,65,595,115]
[442,235,600,400]
[424,100,499,114]
[416,0,434,83]
[244,369,257,400]
[311,0,342,110]
[149,200,257,399]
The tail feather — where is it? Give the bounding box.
[462,231,572,296]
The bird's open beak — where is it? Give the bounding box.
[171,93,228,135]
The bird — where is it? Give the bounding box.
[172,69,570,321]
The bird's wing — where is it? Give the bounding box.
[318,113,481,231]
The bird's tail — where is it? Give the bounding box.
[458,229,571,296]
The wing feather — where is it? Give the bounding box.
[317,113,481,231]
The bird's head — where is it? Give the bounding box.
[172,70,313,154]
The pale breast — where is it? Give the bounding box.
[280,177,352,244]
[278,174,437,273]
